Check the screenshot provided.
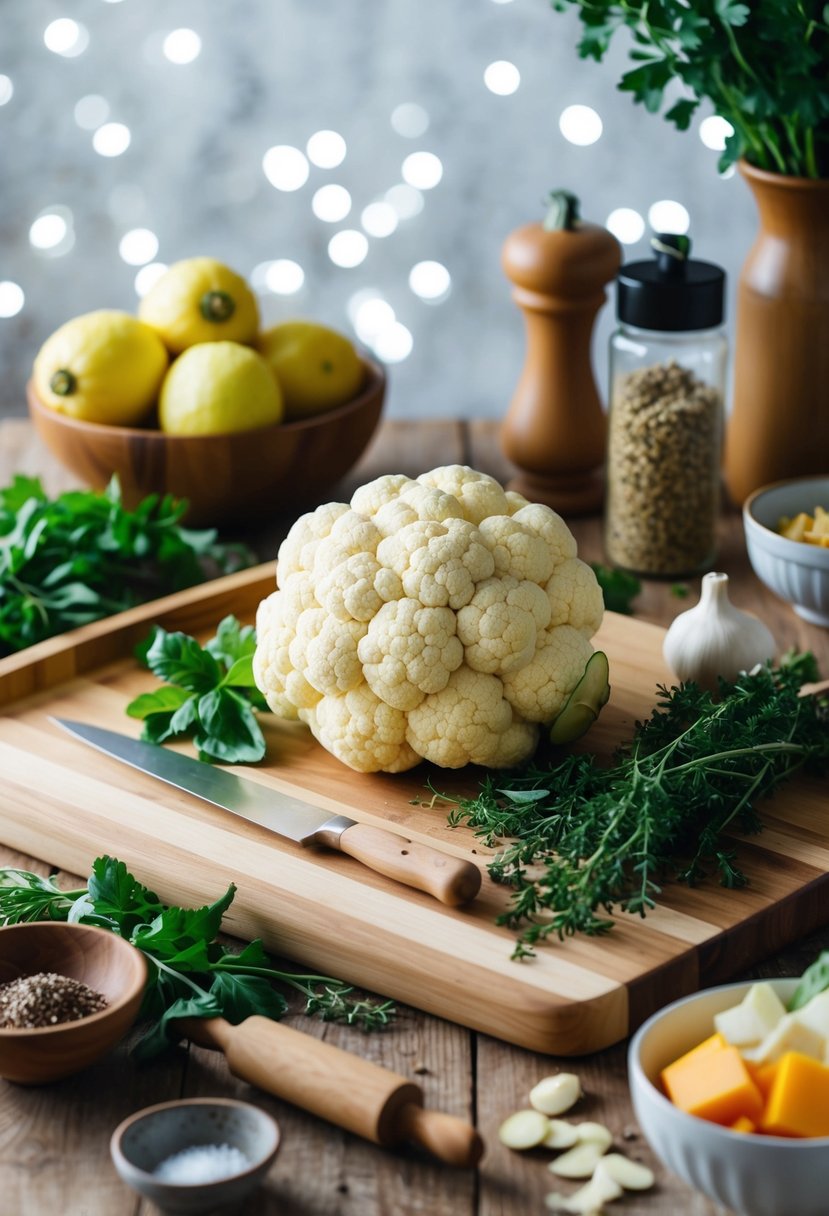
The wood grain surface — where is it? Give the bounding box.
[0,417,826,1216]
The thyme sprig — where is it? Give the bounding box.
[449,653,829,957]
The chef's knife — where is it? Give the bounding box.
[52,718,481,906]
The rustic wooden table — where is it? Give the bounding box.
[0,416,827,1216]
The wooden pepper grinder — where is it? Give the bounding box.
[500,190,621,514]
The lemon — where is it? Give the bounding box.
[139,257,259,355]
[159,342,284,435]
[32,310,168,426]
[258,320,365,420]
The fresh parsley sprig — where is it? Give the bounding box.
[450,652,829,956]
[127,615,269,763]
[550,0,829,177]
[0,475,254,657]
[0,856,395,1057]
[590,563,641,615]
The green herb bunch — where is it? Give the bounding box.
[450,653,829,956]
[0,857,395,1058]
[550,0,829,177]
[0,476,253,657]
[127,615,269,763]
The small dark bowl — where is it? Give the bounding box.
[0,922,147,1084]
[111,1097,281,1214]
[27,356,386,526]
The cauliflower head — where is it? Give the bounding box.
[253,465,603,772]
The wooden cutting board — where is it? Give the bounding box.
[0,563,826,1055]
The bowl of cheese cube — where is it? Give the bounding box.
[628,972,829,1216]
[743,474,829,627]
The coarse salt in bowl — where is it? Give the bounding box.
[628,979,829,1216]
[110,1097,280,1214]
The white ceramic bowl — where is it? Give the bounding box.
[110,1098,280,1214]
[743,475,829,627]
[629,979,829,1216]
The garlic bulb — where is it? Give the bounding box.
[663,572,776,689]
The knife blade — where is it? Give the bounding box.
[52,718,481,907]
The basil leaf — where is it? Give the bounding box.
[209,972,288,1024]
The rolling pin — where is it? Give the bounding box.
[179,1015,484,1168]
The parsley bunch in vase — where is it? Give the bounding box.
[549,0,829,501]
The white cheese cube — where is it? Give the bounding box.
[742,1012,824,1065]
[714,982,786,1047]
[791,990,829,1041]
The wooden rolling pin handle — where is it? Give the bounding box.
[335,822,482,906]
[397,1103,485,1168]
[179,1016,483,1167]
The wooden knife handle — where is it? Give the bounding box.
[336,822,481,906]
[181,1016,483,1167]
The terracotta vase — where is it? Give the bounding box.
[724,162,829,505]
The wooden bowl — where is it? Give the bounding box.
[27,356,386,527]
[0,922,147,1084]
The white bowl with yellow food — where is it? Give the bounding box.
[743,475,829,627]
[629,977,829,1216]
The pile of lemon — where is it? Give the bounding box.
[32,258,366,435]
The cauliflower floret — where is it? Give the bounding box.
[457,577,551,675]
[398,482,465,523]
[307,683,421,773]
[407,667,534,768]
[546,558,604,635]
[358,599,463,710]
[292,613,367,697]
[315,552,402,622]
[502,625,593,723]
[417,465,509,525]
[312,509,382,573]
[253,592,321,717]
[277,501,350,579]
[279,571,319,620]
[377,519,495,609]
[510,503,578,571]
[477,515,556,584]
[254,464,604,773]
[350,473,414,518]
[505,490,530,514]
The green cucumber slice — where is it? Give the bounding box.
[549,651,610,745]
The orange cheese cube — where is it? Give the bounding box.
[662,1041,764,1126]
[761,1052,829,1138]
[746,1060,779,1101]
[730,1116,756,1133]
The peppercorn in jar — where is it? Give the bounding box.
[604,235,727,577]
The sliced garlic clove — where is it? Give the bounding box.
[498,1108,550,1150]
[546,1168,623,1213]
[597,1153,655,1191]
[542,1119,580,1149]
[530,1072,583,1116]
[574,1121,613,1151]
[548,1140,606,1179]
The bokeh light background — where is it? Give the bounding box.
[1,0,754,420]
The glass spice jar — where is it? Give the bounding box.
[604,234,727,577]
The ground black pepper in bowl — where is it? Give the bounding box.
[0,971,108,1028]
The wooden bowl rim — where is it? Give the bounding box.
[0,921,148,1037]
[27,355,386,442]
[111,1096,282,1183]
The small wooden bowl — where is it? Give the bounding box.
[27,357,386,527]
[0,922,147,1084]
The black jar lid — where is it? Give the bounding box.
[617,234,725,331]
